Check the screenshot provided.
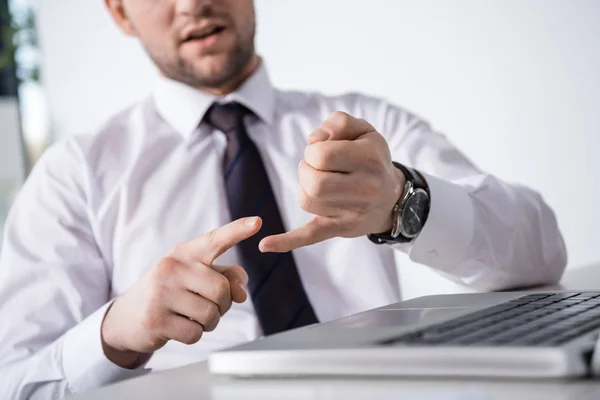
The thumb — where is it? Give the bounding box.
[212,264,249,304]
[258,216,339,253]
[309,111,375,143]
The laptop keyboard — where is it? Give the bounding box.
[382,292,600,347]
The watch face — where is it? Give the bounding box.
[401,189,429,237]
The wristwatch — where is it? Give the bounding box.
[368,162,430,244]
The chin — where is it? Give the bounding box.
[191,54,229,73]
[189,58,243,86]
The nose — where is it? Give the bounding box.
[175,0,215,17]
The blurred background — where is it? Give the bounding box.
[1,0,599,298]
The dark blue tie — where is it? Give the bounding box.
[204,102,319,335]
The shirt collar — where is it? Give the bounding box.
[153,61,276,140]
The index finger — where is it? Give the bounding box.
[174,217,262,265]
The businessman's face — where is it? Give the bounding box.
[106,0,257,92]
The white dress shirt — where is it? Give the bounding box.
[0,63,567,399]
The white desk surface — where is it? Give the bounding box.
[72,265,600,400]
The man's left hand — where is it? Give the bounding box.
[259,111,406,253]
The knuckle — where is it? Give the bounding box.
[358,200,372,214]
[298,165,310,188]
[352,208,368,223]
[307,228,321,245]
[305,175,325,199]
[213,275,231,302]
[367,156,382,171]
[148,337,165,349]
[220,298,233,315]
[147,280,167,304]
[303,146,312,164]
[145,336,167,351]
[319,145,334,166]
[309,217,327,235]
[203,304,221,331]
[362,180,380,201]
[229,265,248,283]
[339,218,359,236]
[141,308,163,332]
[364,148,383,170]
[205,302,220,319]
[154,257,179,280]
[330,111,352,130]
[204,229,219,248]
[317,217,341,241]
[299,191,314,212]
[306,143,332,170]
[181,326,204,345]
[353,191,373,210]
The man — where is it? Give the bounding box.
[0,0,567,398]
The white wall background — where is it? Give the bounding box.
[35,0,600,298]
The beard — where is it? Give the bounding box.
[144,23,256,91]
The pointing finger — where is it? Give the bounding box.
[172,217,262,265]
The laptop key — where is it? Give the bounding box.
[548,293,582,300]
[381,292,600,347]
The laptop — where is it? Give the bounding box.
[208,291,600,379]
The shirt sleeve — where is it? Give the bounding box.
[378,102,567,291]
[0,141,149,399]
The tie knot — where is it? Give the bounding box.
[204,102,252,133]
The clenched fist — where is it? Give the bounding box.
[101,217,262,368]
[260,111,405,253]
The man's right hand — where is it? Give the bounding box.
[100,217,262,369]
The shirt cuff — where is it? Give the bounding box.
[62,301,151,394]
[390,172,475,273]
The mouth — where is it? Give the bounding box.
[183,22,227,43]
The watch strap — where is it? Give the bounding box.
[367,162,429,244]
[392,162,427,193]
